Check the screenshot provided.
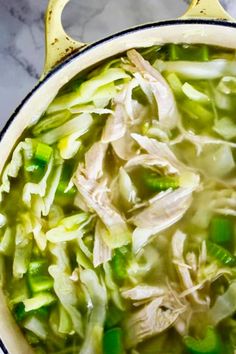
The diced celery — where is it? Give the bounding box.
[103,327,124,354]
[169,44,209,62]
[206,241,236,267]
[23,292,56,312]
[139,45,161,63]
[143,171,179,191]
[29,275,54,293]
[111,247,130,283]
[56,163,76,205]
[105,304,124,329]
[28,260,53,293]
[184,326,222,354]
[35,143,53,164]
[14,302,49,322]
[132,86,148,105]
[210,216,233,245]
[28,260,48,276]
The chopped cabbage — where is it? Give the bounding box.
[47,68,130,113]
[39,113,93,145]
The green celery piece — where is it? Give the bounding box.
[35,143,53,164]
[56,162,76,206]
[132,86,149,105]
[25,143,52,182]
[28,260,53,293]
[105,304,124,329]
[28,260,48,276]
[139,45,161,63]
[143,171,179,191]
[29,275,54,293]
[103,327,124,354]
[184,326,222,354]
[14,302,49,322]
[23,292,56,312]
[14,302,28,322]
[169,44,209,61]
[111,247,130,283]
[206,241,236,267]
[210,216,234,245]
[169,44,179,61]
[166,72,183,97]
[56,162,75,196]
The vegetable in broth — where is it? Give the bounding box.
[1,43,236,353]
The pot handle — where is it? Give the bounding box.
[182,0,235,21]
[43,0,86,77]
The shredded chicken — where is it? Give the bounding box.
[112,131,138,160]
[127,49,180,129]
[172,230,207,306]
[85,142,108,180]
[73,172,131,248]
[122,285,166,302]
[131,133,186,172]
[125,154,179,176]
[93,220,112,267]
[131,188,195,253]
[125,297,183,348]
[102,104,127,143]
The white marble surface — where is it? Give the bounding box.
[0,0,236,131]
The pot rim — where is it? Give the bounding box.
[1,17,236,143]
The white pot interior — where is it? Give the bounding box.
[1,20,236,354]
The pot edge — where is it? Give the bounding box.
[1,17,236,142]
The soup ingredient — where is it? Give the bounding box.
[209,216,233,245]
[209,282,236,325]
[1,44,236,353]
[103,327,124,354]
[184,326,223,354]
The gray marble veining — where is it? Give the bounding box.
[0,0,236,130]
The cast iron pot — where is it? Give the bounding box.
[0,0,236,353]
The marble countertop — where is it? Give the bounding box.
[0,0,236,131]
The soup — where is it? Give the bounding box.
[1,44,236,354]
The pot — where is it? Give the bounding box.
[0,0,235,353]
